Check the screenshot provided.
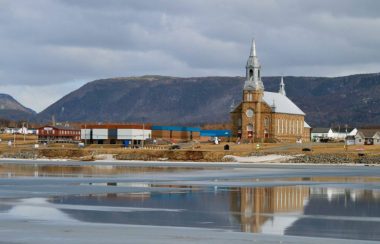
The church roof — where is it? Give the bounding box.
[263,91,305,115]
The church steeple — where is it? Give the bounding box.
[250,39,256,57]
[279,76,286,96]
[244,39,264,91]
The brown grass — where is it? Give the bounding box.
[1,136,379,161]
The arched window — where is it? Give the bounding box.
[246,93,252,101]
[249,69,253,79]
[264,117,269,127]
[258,69,260,79]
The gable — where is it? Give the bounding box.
[355,132,365,139]
[263,92,305,115]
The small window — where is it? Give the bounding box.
[359,139,362,142]
[249,69,253,79]
[264,117,269,127]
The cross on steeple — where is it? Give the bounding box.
[279,76,286,96]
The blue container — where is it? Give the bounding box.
[200,130,231,137]
[123,140,131,147]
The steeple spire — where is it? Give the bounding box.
[250,39,256,57]
[279,76,286,96]
[230,99,236,112]
[244,38,264,91]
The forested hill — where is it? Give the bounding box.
[34,73,380,127]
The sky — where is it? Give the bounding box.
[0,0,380,112]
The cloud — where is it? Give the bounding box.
[0,0,379,111]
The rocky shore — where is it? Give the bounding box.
[288,153,380,164]
[1,148,379,165]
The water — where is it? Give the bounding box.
[0,162,380,242]
[43,185,380,241]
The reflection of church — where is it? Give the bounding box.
[231,40,311,142]
[230,186,310,233]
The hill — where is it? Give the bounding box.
[0,94,36,121]
[37,73,380,127]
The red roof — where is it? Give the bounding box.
[80,124,152,130]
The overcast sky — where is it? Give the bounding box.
[1,0,380,112]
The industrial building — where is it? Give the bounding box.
[151,126,201,142]
[38,125,81,143]
[81,124,152,146]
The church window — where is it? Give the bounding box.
[258,69,260,79]
[285,120,287,134]
[281,119,284,134]
[249,69,253,79]
[290,121,292,134]
[291,121,293,134]
[293,121,295,134]
[246,93,253,101]
[264,117,269,127]
[290,120,292,134]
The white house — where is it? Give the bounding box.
[355,129,380,145]
[311,128,330,142]
[327,127,357,141]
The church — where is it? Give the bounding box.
[230,40,311,142]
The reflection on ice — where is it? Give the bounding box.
[6,198,75,222]
[42,184,380,241]
[1,172,379,242]
[0,164,202,178]
[261,214,299,235]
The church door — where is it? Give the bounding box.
[247,124,253,138]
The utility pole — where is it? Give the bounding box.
[13,130,16,148]
[84,123,87,146]
[142,117,145,148]
[345,124,348,151]
[23,122,26,142]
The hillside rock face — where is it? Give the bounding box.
[0,94,36,121]
[37,73,380,127]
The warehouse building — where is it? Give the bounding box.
[151,126,200,142]
[81,124,152,146]
[38,125,81,143]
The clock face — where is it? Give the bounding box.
[246,109,254,118]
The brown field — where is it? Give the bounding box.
[0,134,379,160]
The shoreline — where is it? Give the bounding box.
[0,156,378,167]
